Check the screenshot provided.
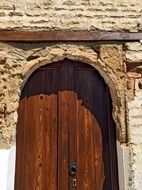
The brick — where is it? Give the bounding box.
[127,72,142,78]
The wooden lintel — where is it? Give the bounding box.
[0,31,142,42]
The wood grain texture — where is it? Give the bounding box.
[15,59,119,190]
[58,62,69,190]
[76,65,105,190]
[0,31,142,41]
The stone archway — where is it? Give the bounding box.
[20,44,125,142]
[0,43,126,190]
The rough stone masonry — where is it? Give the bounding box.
[0,0,142,31]
[0,0,142,190]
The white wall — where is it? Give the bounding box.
[0,146,16,190]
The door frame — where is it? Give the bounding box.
[0,31,142,41]
[0,44,127,190]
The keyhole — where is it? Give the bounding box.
[72,178,77,187]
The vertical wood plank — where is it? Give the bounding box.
[58,60,69,190]
[68,61,78,190]
[76,66,105,190]
[76,70,87,190]
[24,70,45,190]
[44,68,58,189]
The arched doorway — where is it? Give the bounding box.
[15,59,119,190]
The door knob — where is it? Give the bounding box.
[69,163,77,176]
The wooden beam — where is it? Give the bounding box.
[0,31,142,42]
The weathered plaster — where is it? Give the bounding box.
[0,43,126,148]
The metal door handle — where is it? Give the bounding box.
[69,163,77,176]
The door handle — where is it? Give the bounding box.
[69,163,77,176]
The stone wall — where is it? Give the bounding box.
[0,42,141,189]
[125,42,142,189]
[0,0,142,190]
[0,0,141,31]
[0,43,126,148]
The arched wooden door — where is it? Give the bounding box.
[15,59,119,190]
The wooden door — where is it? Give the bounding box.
[15,59,119,190]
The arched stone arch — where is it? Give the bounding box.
[0,43,126,147]
[19,44,125,143]
[0,43,126,190]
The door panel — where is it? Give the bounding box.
[68,63,78,190]
[58,62,69,190]
[75,66,105,190]
[15,59,119,190]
